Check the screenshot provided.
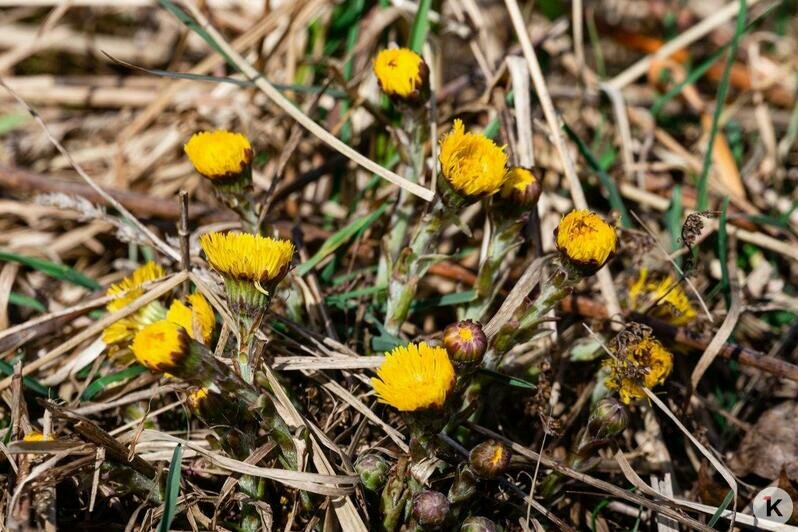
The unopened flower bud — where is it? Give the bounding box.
[355,453,389,491]
[554,210,617,275]
[442,320,487,366]
[500,166,542,208]
[469,439,511,478]
[448,465,477,504]
[461,516,498,532]
[413,490,450,528]
[587,397,629,440]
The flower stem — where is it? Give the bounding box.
[464,213,524,320]
[384,199,446,335]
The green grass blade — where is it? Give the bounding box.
[0,360,53,397]
[476,368,536,390]
[707,490,735,528]
[564,123,631,227]
[296,203,388,276]
[159,1,236,66]
[158,443,183,532]
[408,0,432,53]
[82,365,149,401]
[0,113,27,135]
[8,292,46,312]
[409,290,476,313]
[0,250,99,290]
[696,0,747,211]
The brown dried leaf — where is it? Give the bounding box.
[731,401,798,480]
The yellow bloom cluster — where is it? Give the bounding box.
[102,262,215,347]
[23,431,54,442]
[439,119,508,198]
[371,342,455,412]
[604,337,673,404]
[373,48,426,99]
[555,210,617,271]
[628,268,696,326]
[184,130,252,179]
[200,232,295,283]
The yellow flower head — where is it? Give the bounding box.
[373,48,428,100]
[555,210,617,273]
[103,262,167,346]
[166,293,215,344]
[500,166,541,207]
[604,336,673,404]
[200,232,295,283]
[106,261,166,313]
[439,119,508,200]
[23,431,54,442]
[628,268,696,326]
[186,387,209,410]
[371,342,455,412]
[184,130,253,179]
[132,320,189,373]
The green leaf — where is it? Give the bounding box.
[476,368,536,390]
[0,250,99,290]
[563,124,631,227]
[82,365,148,401]
[326,285,387,308]
[296,203,388,276]
[696,0,747,211]
[0,360,53,397]
[707,490,735,528]
[408,0,432,53]
[0,113,27,135]
[158,443,183,532]
[409,290,476,313]
[8,292,45,312]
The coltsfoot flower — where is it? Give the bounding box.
[200,232,295,313]
[628,268,696,326]
[166,292,215,344]
[23,431,54,442]
[131,320,192,374]
[373,48,429,102]
[102,261,167,346]
[371,342,455,412]
[500,166,542,208]
[184,130,252,181]
[438,119,508,205]
[604,327,673,404]
[442,319,487,366]
[555,210,617,275]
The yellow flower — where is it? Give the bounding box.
[371,342,455,412]
[186,387,209,410]
[200,232,294,283]
[628,268,696,326]
[439,119,508,200]
[103,262,167,346]
[373,48,427,100]
[555,210,617,273]
[604,337,673,404]
[106,261,165,312]
[184,130,252,179]
[166,293,215,344]
[131,320,189,373]
[500,166,541,207]
[23,431,54,442]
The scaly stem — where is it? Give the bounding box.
[384,199,446,335]
[464,213,524,321]
[483,260,580,369]
[376,110,429,295]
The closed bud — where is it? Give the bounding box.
[587,397,629,440]
[355,453,389,491]
[461,516,498,532]
[448,465,477,504]
[412,490,450,528]
[469,440,511,478]
[442,320,487,366]
[500,166,542,208]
